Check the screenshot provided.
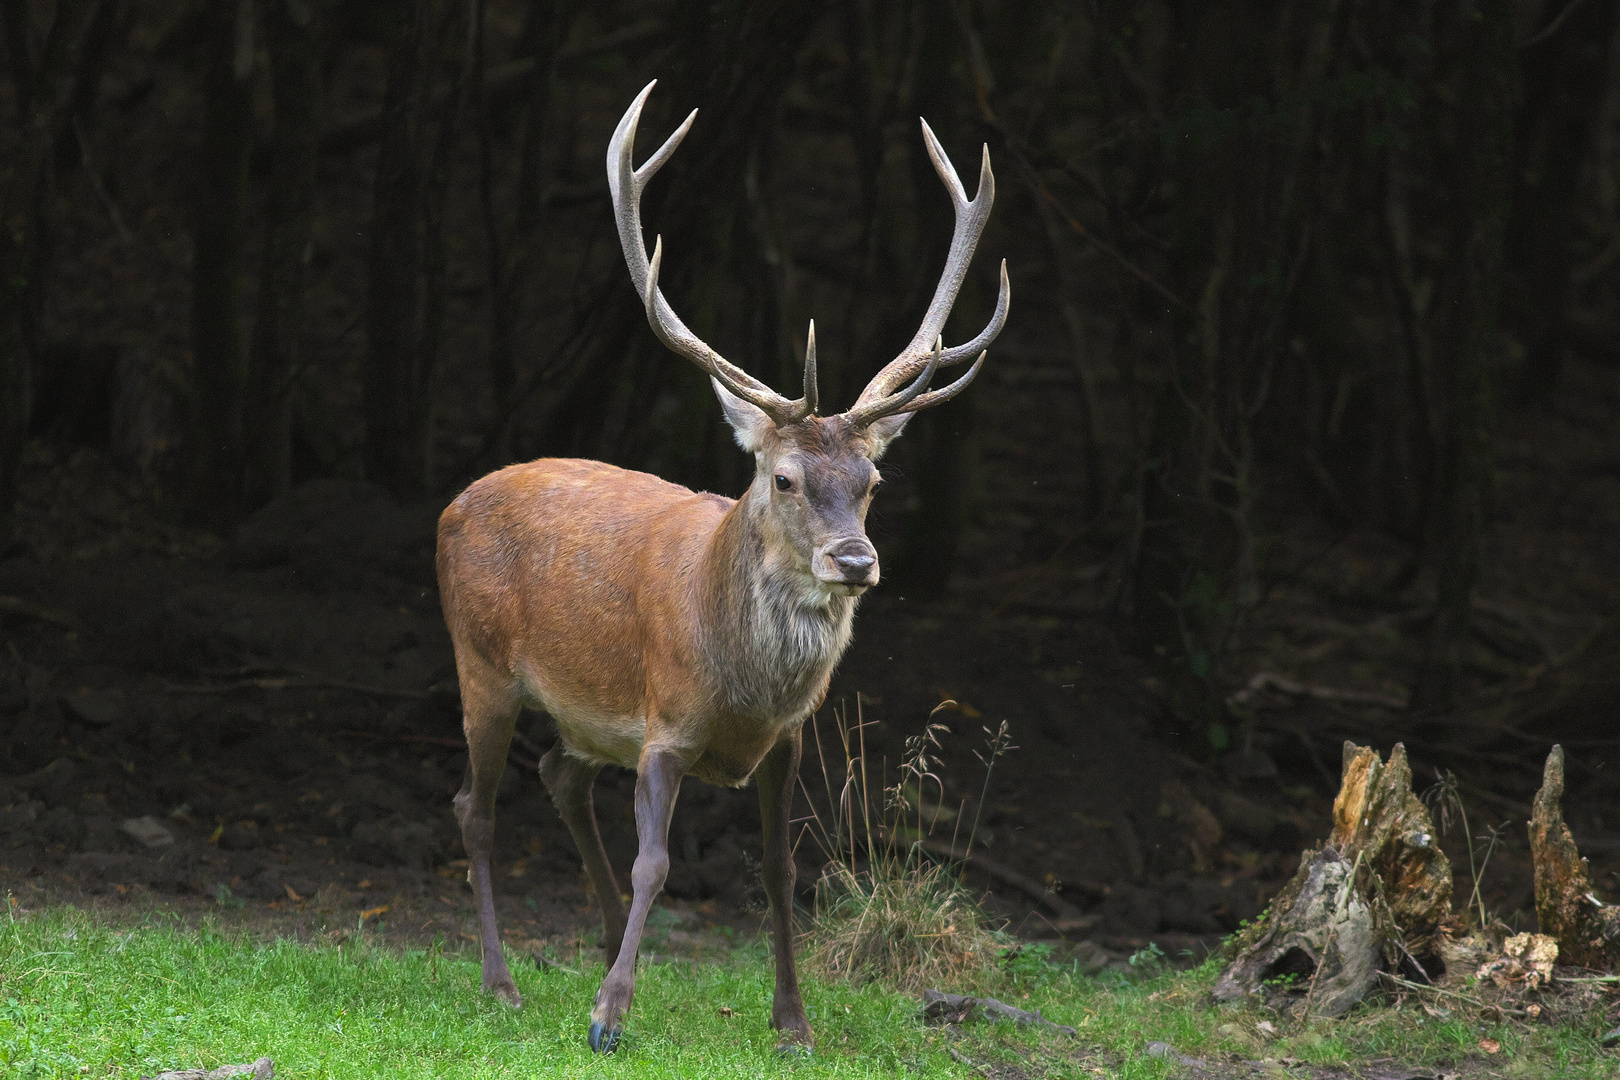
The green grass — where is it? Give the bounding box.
[1,905,1616,1079]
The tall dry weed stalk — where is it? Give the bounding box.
[798,697,1013,989]
[1422,768,1503,931]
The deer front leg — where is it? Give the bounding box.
[588,746,684,1053]
[756,729,814,1050]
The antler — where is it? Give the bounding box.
[608,81,816,426]
[844,119,1009,425]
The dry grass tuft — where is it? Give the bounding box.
[800,700,1012,989]
[807,856,1001,989]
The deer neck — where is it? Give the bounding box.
[696,487,857,720]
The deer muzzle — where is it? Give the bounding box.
[816,537,879,592]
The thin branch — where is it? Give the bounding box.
[1519,0,1593,47]
[948,2,1187,311]
[320,19,665,154]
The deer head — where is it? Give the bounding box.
[608,81,1009,597]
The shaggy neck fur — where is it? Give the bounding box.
[696,483,856,719]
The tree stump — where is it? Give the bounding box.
[1326,742,1452,960]
[1213,743,1452,1017]
[1211,847,1381,1017]
[1529,745,1620,971]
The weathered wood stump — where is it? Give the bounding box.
[1213,743,1452,1017]
[1529,745,1620,971]
[1326,742,1452,960]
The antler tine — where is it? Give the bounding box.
[934,259,1009,367]
[885,349,988,416]
[848,122,1008,415]
[843,337,944,428]
[803,320,819,416]
[608,81,811,424]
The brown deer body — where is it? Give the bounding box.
[436,81,1008,1053]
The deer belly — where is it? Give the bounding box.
[550,707,648,769]
[515,656,649,769]
[688,748,760,787]
[687,714,807,788]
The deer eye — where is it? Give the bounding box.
[774,475,792,492]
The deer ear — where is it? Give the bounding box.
[864,410,914,458]
[711,377,773,452]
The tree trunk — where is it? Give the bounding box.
[1503,0,1619,404]
[1130,0,1336,732]
[363,0,469,500]
[1413,0,1517,712]
[885,3,978,596]
[185,0,257,529]
[0,0,106,530]
[0,82,45,532]
[245,0,324,507]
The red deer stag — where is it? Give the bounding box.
[436,80,1008,1053]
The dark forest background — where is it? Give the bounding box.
[2,0,1618,855]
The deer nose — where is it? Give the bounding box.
[819,537,879,586]
[834,552,875,575]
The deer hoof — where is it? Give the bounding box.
[775,1042,812,1057]
[588,1021,623,1054]
[487,980,522,1008]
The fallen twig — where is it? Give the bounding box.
[167,666,426,699]
[1287,608,1430,668]
[511,728,550,759]
[1144,1041,1209,1071]
[336,730,537,771]
[1378,972,1525,1017]
[1228,671,1408,710]
[533,952,582,975]
[0,595,80,629]
[917,838,1102,921]
[922,989,1077,1036]
[338,731,463,748]
[639,952,695,967]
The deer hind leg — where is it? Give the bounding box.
[538,746,627,965]
[451,658,522,1007]
[756,729,814,1050]
[586,745,684,1053]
